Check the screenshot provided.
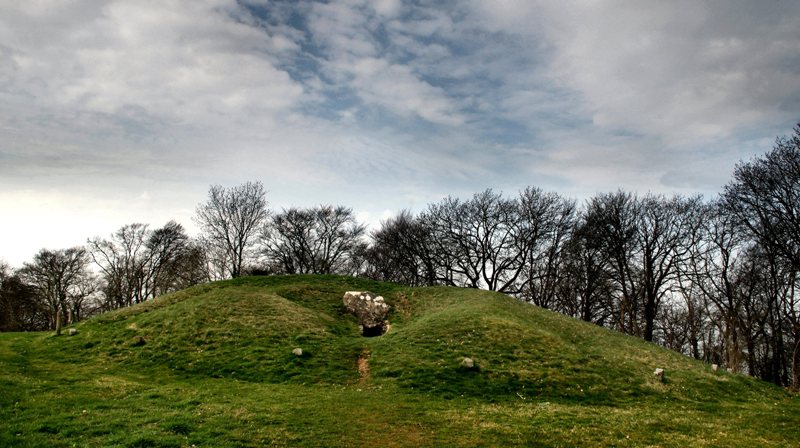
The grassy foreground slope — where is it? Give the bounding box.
[0,275,798,447]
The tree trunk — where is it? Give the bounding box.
[55,309,62,336]
[643,291,657,342]
[726,319,741,373]
[792,337,800,391]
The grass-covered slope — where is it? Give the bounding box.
[1,275,798,447]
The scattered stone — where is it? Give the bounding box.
[292,347,303,356]
[654,368,664,381]
[68,328,78,336]
[131,336,146,347]
[343,291,390,336]
[712,364,719,372]
[460,357,475,369]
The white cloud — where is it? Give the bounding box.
[473,1,800,146]
[0,0,320,206]
[371,0,402,18]
[1,0,799,265]
[307,0,464,126]
[453,0,800,198]
[1,0,305,127]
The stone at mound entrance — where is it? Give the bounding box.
[292,348,303,356]
[343,291,390,337]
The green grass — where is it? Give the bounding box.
[1,275,798,447]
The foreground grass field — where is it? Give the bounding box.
[1,275,798,447]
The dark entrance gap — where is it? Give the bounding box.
[362,324,385,337]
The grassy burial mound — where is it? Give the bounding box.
[1,275,799,447]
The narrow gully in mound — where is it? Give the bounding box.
[357,348,371,383]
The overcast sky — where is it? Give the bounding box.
[1,0,799,267]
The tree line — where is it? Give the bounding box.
[0,183,368,333]
[2,124,799,389]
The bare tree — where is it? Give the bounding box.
[263,207,317,274]
[19,247,96,330]
[724,124,800,270]
[88,221,205,309]
[88,223,151,309]
[464,189,527,292]
[263,205,366,275]
[313,205,367,275]
[517,188,577,308]
[735,243,796,386]
[687,202,749,372]
[556,219,614,324]
[197,235,232,281]
[582,191,642,336]
[418,197,468,287]
[420,196,471,287]
[163,238,211,290]
[659,300,694,355]
[1,261,48,331]
[637,194,702,342]
[0,266,45,331]
[146,220,201,295]
[577,192,700,341]
[723,125,800,387]
[194,181,269,278]
[421,190,537,292]
[670,276,711,360]
[364,210,438,286]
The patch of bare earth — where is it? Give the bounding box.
[357,348,371,383]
